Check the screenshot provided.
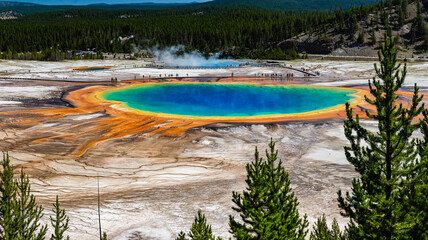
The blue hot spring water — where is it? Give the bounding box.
[197,60,246,67]
[102,83,357,117]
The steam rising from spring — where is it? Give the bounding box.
[152,46,240,67]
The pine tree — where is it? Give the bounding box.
[398,7,404,27]
[0,154,47,240]
[310,215,345,240]
[50,196,70,240]
[370,28,377,46]
[357,32,365,44]
[175,210,222,240]
[337,31,425,239]
[176,231,187,240]
[16,169,47,240]
[402,0,408,18]
[330,219,345,240]
[229,140,308,239]
[0,153,18,239]
[310,215,330,240]
[423,33,428,51]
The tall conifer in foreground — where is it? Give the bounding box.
[176,210,222,240]
[338,31,425,239]
[229,140,308,239]
[310,215,345,240]
[0,154,47,239]
[16,169,47,240]
[0,154,18,239]
[50,196,70,240]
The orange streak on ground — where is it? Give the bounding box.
[72,66,114,71]
[32,134,76,144]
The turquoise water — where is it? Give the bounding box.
[102,83,357,117]
[196,60,247,67]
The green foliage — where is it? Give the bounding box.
[370,28,377,45]
[176,231,187,240]
[397,5,404,27]
[0,0,379,15]
[102,232,108,240]
[0,153,18,238]
[16,170,47,240]
[411,0,427,42]
[50,196,70,240]
[357,32,365,44]
[0,6,332,60]
[396,109,428,238]
[229,140,308,239]
[0,154,47,239]
[351,14,359,34]
[338,30,425,238]
[0,0,402,60]
[206,0,378,11]
[402,0,408,18]
[176,210,222,240]
[310,215,345,240]
[423,33,428,51]
[0,154,72,240]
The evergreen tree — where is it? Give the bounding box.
[176,210,222,240]
[357,32,365,44]
[398,7,404,27]
[351,13,359,34]
[0,154,18,239]
[50,196,70,240]
[370,28,377,45]
[337,31,425,239]
[176,231,187,240]
[310,215,345,240]
[229,140,308,240]
[16,169,47,240]
[310,215,330,240]
[402,0,408,18]
[0,154,47,240]
[416,2,426,39]
[424,33,428,51]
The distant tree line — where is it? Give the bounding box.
[1,1,425,61]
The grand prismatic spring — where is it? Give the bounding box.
[102,83,358,117]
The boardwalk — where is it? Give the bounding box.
[0,62,319,83]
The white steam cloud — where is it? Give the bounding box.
[152,46,234,67]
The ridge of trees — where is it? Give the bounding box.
[0,1,423,61]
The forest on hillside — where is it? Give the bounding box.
[0,0,426,61]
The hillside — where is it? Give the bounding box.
[202,0,379,11]
[0,9,22,19]
[0,0,380,15]
[0,1,39,7]
[0,2,190,15]
[280,0,428,56]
